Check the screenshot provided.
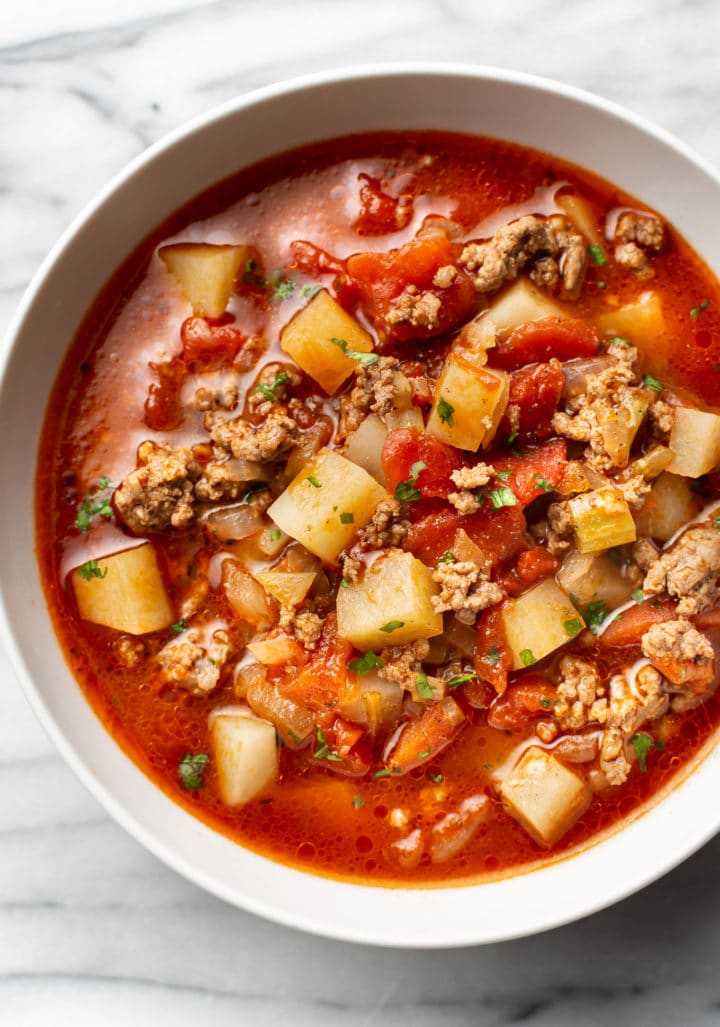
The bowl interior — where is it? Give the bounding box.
[3,65,720,947]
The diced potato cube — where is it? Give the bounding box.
[344,414,389,484]
[268,448,388,564]
[255,570,315,607]
[557,549,631,608]
[597,387,652,468]
[567,487,637,553]
[500,578,585,670]
[501,746,591,847]
[595,290,665,348]
[668,406,720,478]
[556,193,604,248]
[209,706,279,805]
[426,353,509,451]
[280,290,373,394]
[634,472,703,542]
[336,549,443,650]
[72,543,173,635]
[159,243,247,318]
[484,279,568,338]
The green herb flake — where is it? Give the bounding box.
[446,672,476,688]
[76,477,114,532]
[632,588,645,605]
[437,396,455,424]
[486,647,501,666]
[269,528,282,541]
[489,486,518,509]
[596,281,606,290]
[330,337,379,365]
[484,763,494,771]
[77,559,107,581]
[347,651,384,676]
[608,336,630,348]
[588,243,607,266]
[373,768,392,778]
[178,753,209,791]
[577,598,610,634]
[306,475,321,488]
[340,511,355,524]
[254,371,290,402]
[417,748,431,760]
[352,795,364,808]
[539,698,556,709]
[170,619,186,635]
[519,648,536,667]
[272,277,296,301]
[314,727,343,762]
[415,673,434,699]
[340,577,351,588]
[534,474,553,493]
[563,618,582,638]
[429,772,444,784]
[394,460,427,503]
[301,283,323,299]
[438,551,456,565]
[690,300,710,320]
[507,431,518,445]
[497,469,512,481]
[713,514,720,532]
[630,732,654,773]
[642,374,664,394]
[380,620,405,633]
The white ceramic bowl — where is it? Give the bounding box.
[3,64,720,947]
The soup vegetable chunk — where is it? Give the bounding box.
[37,132,720,883]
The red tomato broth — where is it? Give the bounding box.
[35,130,720,885]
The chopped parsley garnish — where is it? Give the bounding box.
[588,243,607,266]
[631,588,645,605]
[352,795,364,808]
[394,460,426,502]
[714,514,720,532]
[497,469,512,481]
[484,763,494,771]
[340,577,350,588]
[330,337,379,365]
[347,651,384,676]
[438,551,456,565]
[507,431,518,445]
[254,371,290,401]
[519,649,536,667]
[690,300,709,320]
[373,768,392,778]
[630,732,654,773]
[573,597,610,634]
[416,673,434,699]
[563,618,582,638]
[314,727,343,762]
[306,475,321,488]
[76,478,114,532]
[534,473,553,493]
[269,528,282,541]
[272,276,296,301]
[446,672,476,688]
[417,748,431,760]
[486,647,501,666]
[488,486,518,509]
[429,772,444,784]
[170,619,186,635]
[608,336,630,348]
[539,698,556,709]
[596,281,606,289]
[437,396,455,424]
[77,559,107,580]
[301,283,323,299]
[340,512,354,524]
[380,620,405,633]
[642,374,664,393]
[178,753,209,791]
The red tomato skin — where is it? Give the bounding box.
[475,604,513,694]
[487,675,558,730]
[491,439,568,506]
[382,428,461,500]
[502,360,565,440]
[180,316,246,365]
[406,504,527,568]
[348,236,477,342]
[490,316,600,371]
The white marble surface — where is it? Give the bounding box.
[4,0,720,1022]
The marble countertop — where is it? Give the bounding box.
[4,1,720,1022]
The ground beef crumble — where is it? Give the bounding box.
[431,561,504,623]
[378,639,431,689]
[157,628,231,695]
[385,285,442,330]
[354,498,409,550]
[278,605,324,649]
[206,408,298,463]
[338,356,400,439]
[613,211,665,274]
[114,441,201,533]
[643,520,720,617]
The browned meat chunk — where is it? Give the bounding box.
[114,441,201,533]
[643,521,720,617]
[613,211,665,273]
[431,561,504,623]
[246,361,302,418]
[157,628,231,695]
[338,356,400,439]
[386,286,442,329]
[642,618,714,669]
[553,655,608,731]
[378,639,430,689]
[354,498,409,550]
[278,605,324,650]
[207,408,298,463]
[459,214,587,295]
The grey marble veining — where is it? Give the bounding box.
[3,1,720,1023]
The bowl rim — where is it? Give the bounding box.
[3,61,720,948]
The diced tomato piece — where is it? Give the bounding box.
[486,675,558,730]
[144,357,187,431]
[180,316,247,366]
[405,503,527,568]
[333,717,365,757]
[348,236,477,342]
[491,439,568,507]
[695,606,720,632]
[475,604,513,694]
[500,546,558,596]
[352,174,413,235]
[463,678,495,709]
[386,698,466,774]
[281,613,352,711]
[382,427,461,500]
[490,316,600,371]
[501,360,565,440]
[647,651,715,691]
[290,239,346,278]
[599,600,676,647]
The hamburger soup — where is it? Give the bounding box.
[36,131,720,884]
